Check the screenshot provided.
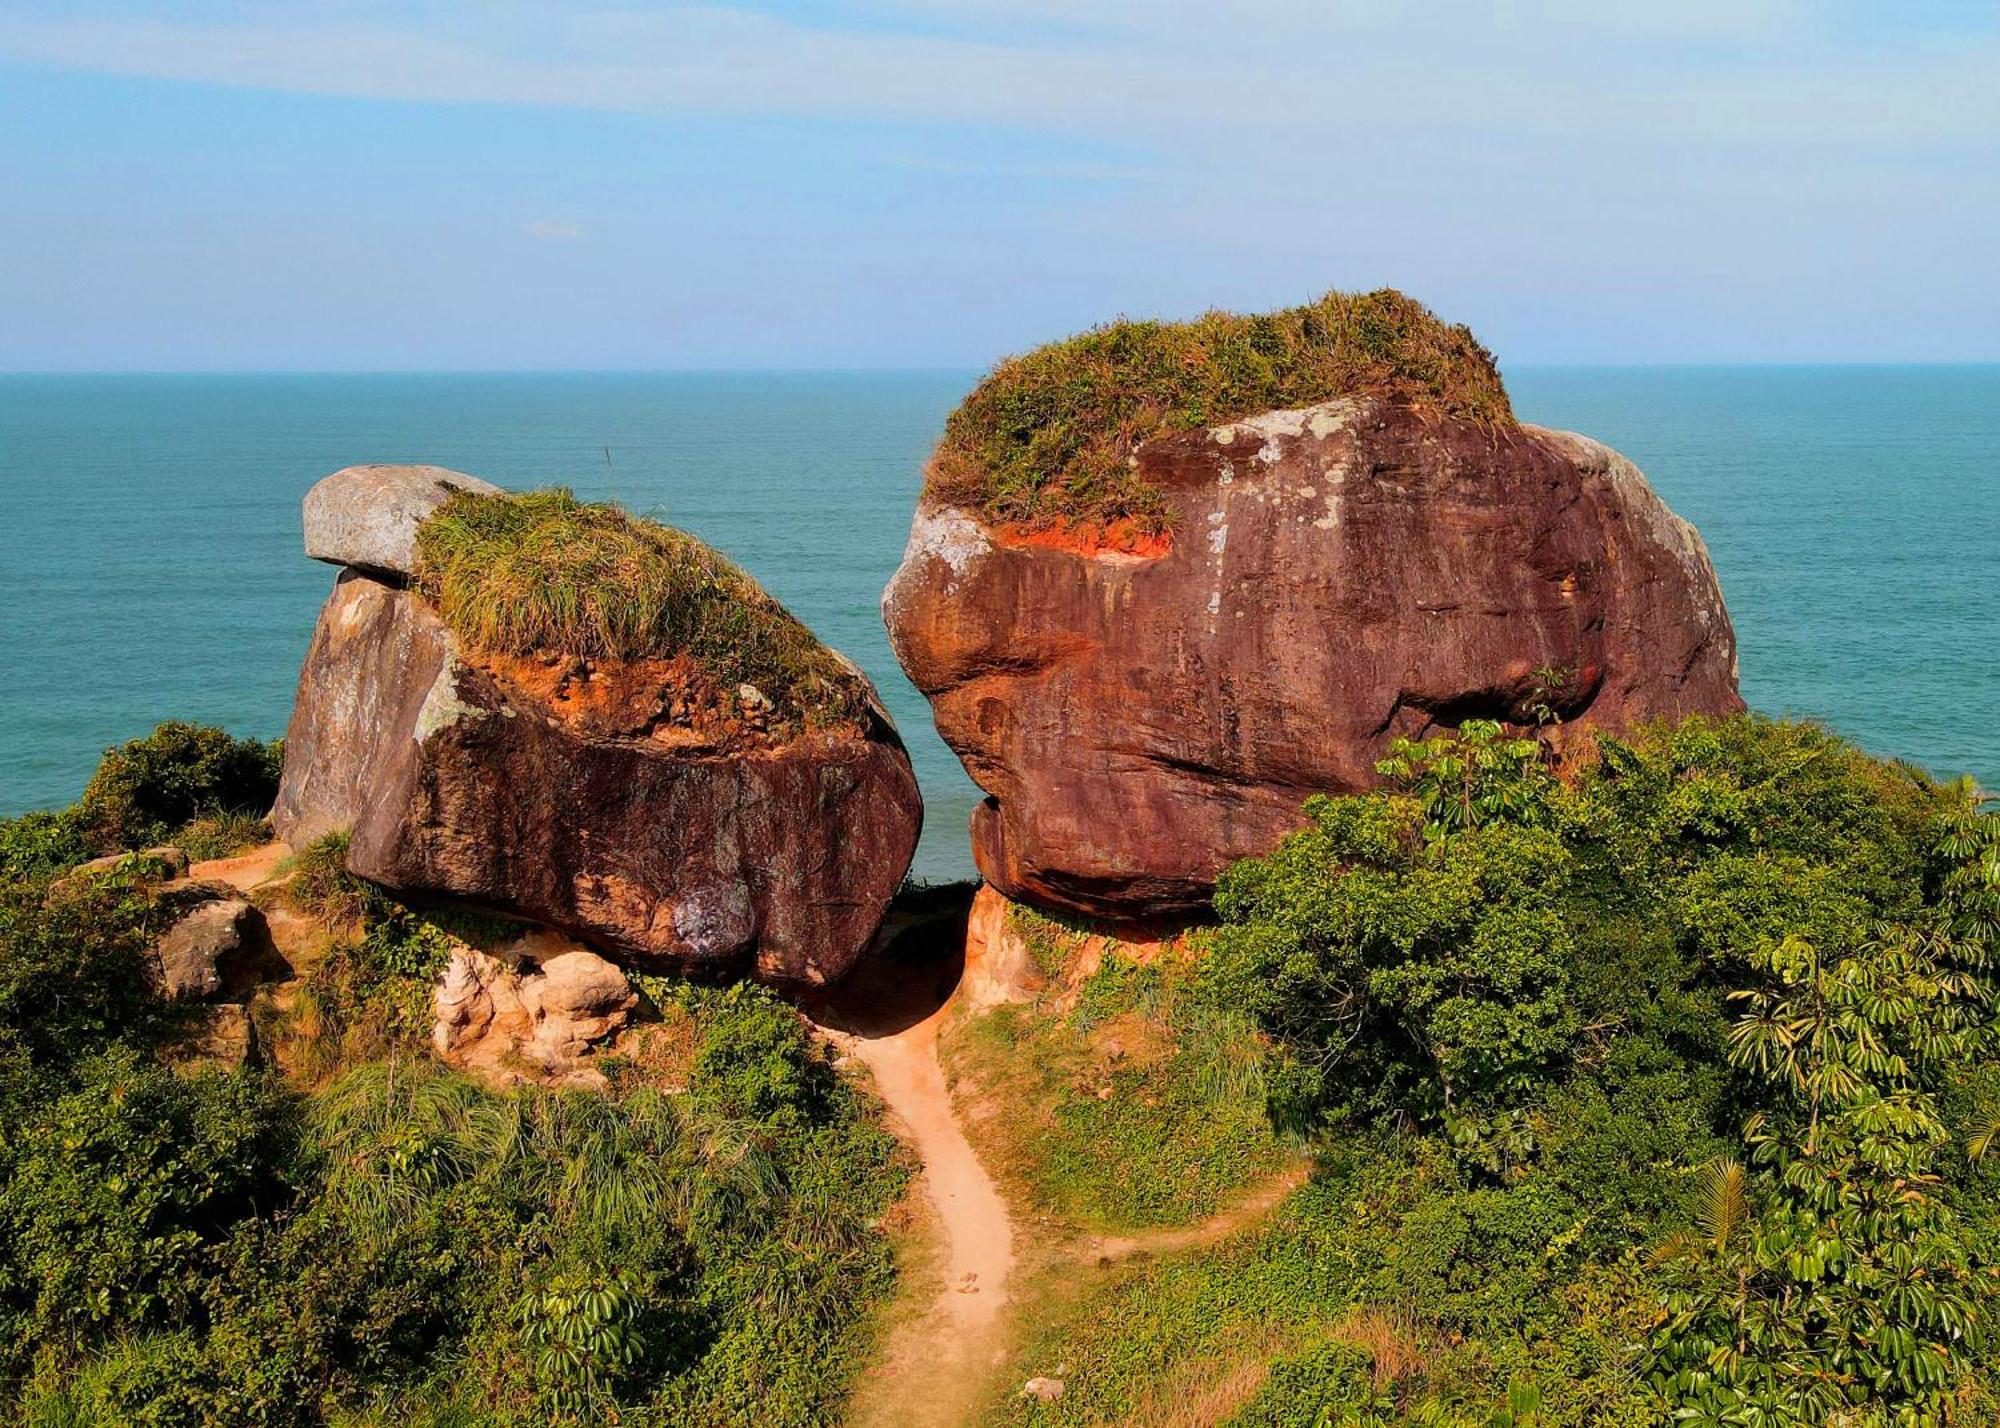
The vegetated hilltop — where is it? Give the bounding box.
[967,716,2000,1427]
[279,472,921,985]
[0,723,910,1427]
[927,287,1510,531]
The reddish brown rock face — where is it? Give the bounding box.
[274,571,922,986]
[884,396,1742,920]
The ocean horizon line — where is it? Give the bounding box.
[6,359,2000,380]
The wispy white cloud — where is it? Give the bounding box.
[0,1,1992,151]
[1,1,1995,365]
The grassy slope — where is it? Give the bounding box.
[937,906,1298,1234]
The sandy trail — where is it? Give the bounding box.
[186,841,292,892]
[848,1008,1016,1328]
[1088,1162,1311,1263]
[806,901,1017,1428]
[847,1011,1014,1335]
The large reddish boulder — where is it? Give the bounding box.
[274,571,922,988]
[884,396,1742,920]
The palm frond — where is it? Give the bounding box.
[1967,1107,2000,1162]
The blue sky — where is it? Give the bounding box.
[1,1,1995,370]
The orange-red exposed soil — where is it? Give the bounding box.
[990,516,1171,559]
[473,649,785,750]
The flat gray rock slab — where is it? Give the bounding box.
[303,464,501,578]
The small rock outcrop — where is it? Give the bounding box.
[303,464,500,577]
[155,896,264,1001]
[886,396,1742,920]
[275,471,922,986]
[959,883,1042,1013]
[433,932,640,1086]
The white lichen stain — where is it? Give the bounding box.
[1314,489,1345,531]
[901,506,992,588]
[1306,403,1356,440]
[1213,399,1356,447]
[1235,408,1309,439]
[414,656,488,744]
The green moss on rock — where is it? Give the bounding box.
[929,287,1512,529]
[412,487,867,728]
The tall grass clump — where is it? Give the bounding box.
[413,487,867,728]
[929,287,1512,529]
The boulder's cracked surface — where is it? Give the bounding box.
[155,896,264,1001]
[885,396,1742,919]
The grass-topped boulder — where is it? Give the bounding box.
[886,293,1738,920]
[275,470,921,986]
[929,287,1511,529]
[413,486,867,732]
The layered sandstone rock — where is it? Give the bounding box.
[959,883,1042,1014]
[275,476,922,987]
[885,396,1742,919]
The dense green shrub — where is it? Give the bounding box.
[0,809,89,885]
[0,873,165,1076]
[1197,715,2000,1424]
[930,287,1511,529]
[1225,1341,1387,1425]
[0,1050,296,1366]
[0,830,907,1427]
[78,721,281,853]
[1211,791,1580,1157]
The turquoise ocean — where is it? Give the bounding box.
[2,367,1995,883]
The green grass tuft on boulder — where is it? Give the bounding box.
[412,487,868,729]
[929,287,1512,529]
